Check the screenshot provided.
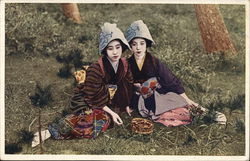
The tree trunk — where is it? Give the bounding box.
[194,4,236,54]
[61,3,81,24]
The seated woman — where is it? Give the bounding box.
[32,22,133,147]
[125,20,226,127]
[81,22,133,126]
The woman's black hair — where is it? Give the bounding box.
[129,37,152,48]
[101,39,127,55]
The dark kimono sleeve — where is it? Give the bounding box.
[83,64,109,109]
[155,58,185,94]
[111,63,134,110]
[123,64,134,107]
[126,64,140,110]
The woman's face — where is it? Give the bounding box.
[106,40,122,63]
[131,38,147,60]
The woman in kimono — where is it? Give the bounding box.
[125,20,226,127]
[82,22,134,125]
[32,23,133,147]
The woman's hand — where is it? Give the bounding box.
[126,106,133,116]
[180,93,198,107]
[134,83,141,89]
[103,106,123,125]
[185,98,199,107]
[134,83,142,94]
[110,112,123,125]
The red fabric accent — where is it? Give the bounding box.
[155,106,192,127]
[61,109,110,139]
[98,57,105,78]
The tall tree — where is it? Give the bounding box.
[61,3,81,24]
[194,4,236,54]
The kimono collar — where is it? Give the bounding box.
[98,56,128,78]
[135,54,146,71]
[132,52,152,71]
[107,57,119,73]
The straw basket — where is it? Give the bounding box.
[131,118,154,134]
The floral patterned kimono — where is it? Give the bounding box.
[128,52,192,127]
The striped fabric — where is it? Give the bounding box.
[83,62,110,109]
[83,57,133,111]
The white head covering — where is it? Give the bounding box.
[99,22,131,54]
[125,20,155,45]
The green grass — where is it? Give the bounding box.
[4,3,246,155]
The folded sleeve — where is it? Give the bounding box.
[123,64,134,107]
[155,58,185,94]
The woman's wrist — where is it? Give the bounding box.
[180,93,188,100]
[103,105,123,125]
[103,106,116,115]
[180,93,198,106]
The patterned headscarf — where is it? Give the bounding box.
[125,20,155,45]
[99,22,131,54]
